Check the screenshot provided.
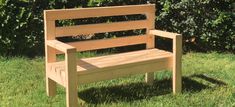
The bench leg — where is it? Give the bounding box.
[173,57,182,94]
[145,72,154,84]
[173,35,182,94]
[66,84,78,107]
[46,77,56,96]
[65,52,78,107]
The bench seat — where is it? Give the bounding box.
[48,49,173,84]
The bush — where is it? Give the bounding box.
[0,0,86,56]
[0,0,234,56]
[156,0,235,52]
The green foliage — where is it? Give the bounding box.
[156,0,235,52]
[0,0,84,56]
[0,0,234,56]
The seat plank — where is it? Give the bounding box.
[77,60,172,84]
[77,49,171,68]
[48,49,173,76]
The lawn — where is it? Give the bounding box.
[0,52,235,107]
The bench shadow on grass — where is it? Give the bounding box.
[78,74,226,104]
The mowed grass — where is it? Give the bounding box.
[0,52,235,107]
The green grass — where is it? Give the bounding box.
[0,52,235,107]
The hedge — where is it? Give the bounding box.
[156,0,235,52]
[0,0,234,56]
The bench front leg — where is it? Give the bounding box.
[173,35,182,94]
[65,50,78,107]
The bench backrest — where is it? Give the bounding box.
[44,4,155,52]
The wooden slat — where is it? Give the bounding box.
[45,4,155,21]
[68,35,147,52]
[46,40,76,53]
[46,69,66,87]
[76,53,172,74]
[48,56,172,85]
[145,5,155,84]
[77,59,172,84]
[49,49,173,74]
[55,20,149,37]
[48,49,173,84]
[77,49,171,68]
[150,29,181,39]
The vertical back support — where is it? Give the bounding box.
[44,11,57,96]
[44,10,79,106]
[145,5,155,84]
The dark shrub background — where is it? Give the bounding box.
[0,0,234,57]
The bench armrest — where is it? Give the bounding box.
[46,40,76,53]
[149,29,181,39]
[149,30,182,92]
[149,29,182,56]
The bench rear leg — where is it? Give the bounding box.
[145,72,154,84]
[46,46,57,96]
[46,77,56,96]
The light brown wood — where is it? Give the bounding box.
[149,29,181,39]
[145,5,155,84]
[45,4,155,21]
[47,49,173,85]
[46,40,76,53]
[67,35,147,52]
[77,59,172,84]
[44,4,182,107]
[150,29,182,94]
[44,11,57,96]
[65,52,78,107]
[49,49,172,72]
[173,35,182,94]
[55,20,149,37]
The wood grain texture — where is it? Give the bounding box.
[173,35,182,94]
[65,52,78,107]
[48,49,173,84]
[45,4,155,21]
[55,20,149,37]
[48,49,172,73]
[44,12,57,96]
[145,5,155,84]
[44,4,182,107]
[150,29,181,39]
[46,40,76,53]
[67,35,147,52]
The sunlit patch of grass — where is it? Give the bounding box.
[0,52,235,106]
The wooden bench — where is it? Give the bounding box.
[44,4,182,107]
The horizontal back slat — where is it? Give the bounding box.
[45,4,155,21]
[55,20,148,37]
[45,4,155,52]
[55,35,147,53]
